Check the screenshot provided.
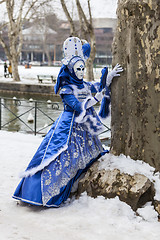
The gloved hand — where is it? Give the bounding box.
[106,63,123,87]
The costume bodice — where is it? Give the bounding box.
[70,83,92,102]
[60,83,92,112]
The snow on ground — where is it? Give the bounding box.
[0,64,160,239]
[0,130,160,240]
[0,64,103,84]
[0,65,61,84]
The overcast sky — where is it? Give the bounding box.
[0,0,118,22]
[90,0,118,18]
[55,0,118,20]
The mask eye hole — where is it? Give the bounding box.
[82,68,84,71]
[77,68,81,71]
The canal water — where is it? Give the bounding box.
[0,92,63,135]
[0,92,111,144]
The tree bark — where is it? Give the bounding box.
[10,44,21,82]
[111,0,160,170]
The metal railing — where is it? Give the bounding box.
[0,97,111,139]
[0,97,60,135]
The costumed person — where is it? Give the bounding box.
[12,37,123,207]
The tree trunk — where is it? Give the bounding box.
[111,0,160,170]
[46,51,52,66]
[11,56,20,82]
[43,42,52,66]
[85,35,95,81]
[85,59,94,81]
[9,37,20,82]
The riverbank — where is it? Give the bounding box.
[0,81,60,100]
[0,64,102,99]
[0,65,62,99]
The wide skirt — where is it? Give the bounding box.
[13,122,105,207]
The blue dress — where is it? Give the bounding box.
[13,81,109,207]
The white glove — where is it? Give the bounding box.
[86,91,103,109]
[106,63,123,87]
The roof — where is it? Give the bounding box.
[59,18,117,30]
[22,25,57,35]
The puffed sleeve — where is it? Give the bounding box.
[62,94,82,113]
[60,85,103,122]
[59,86,73,95]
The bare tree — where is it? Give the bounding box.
[60,0,96,81]
[43,27,52,66]
[111,0,160,170]
[35,18,54,66]
[0,0,53,81]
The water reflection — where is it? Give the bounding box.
[0,95,63,134]
[0,93,111,142]
[3,98,20,132]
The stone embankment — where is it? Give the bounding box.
[0,81,58,98]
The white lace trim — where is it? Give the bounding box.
[20,113,75,178]
[74,96,93,123]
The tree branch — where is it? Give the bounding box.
[17,0,26,25]
[0,22,8,30]
[87,0,92,25]
[75,0,90,29]
[0,36,11,59]
[6,0,14,24]
[23,0,39,20]
[60,0,77,36]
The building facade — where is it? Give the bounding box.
[0,18,117,66]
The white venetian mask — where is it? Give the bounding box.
[73,60,85,80]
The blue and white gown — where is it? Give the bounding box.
[13,79,110,207]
